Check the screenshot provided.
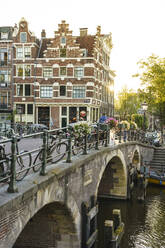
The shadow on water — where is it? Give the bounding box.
[97,185,165,248]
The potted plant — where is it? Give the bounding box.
[119,120,130,130]
[106,117,118,129]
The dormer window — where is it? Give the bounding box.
[61,37,66,44]
[20,32,27,43]
[1,32,8,40]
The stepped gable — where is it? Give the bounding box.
[41,20,82,58]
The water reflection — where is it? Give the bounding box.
[98,185,165,248]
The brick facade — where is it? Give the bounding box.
[0,18,115,128]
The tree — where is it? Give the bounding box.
[134,55,165,134]
[115,86,141,120]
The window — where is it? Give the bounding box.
[25,84,31,96]
[0,70,11,83]
[17,65,31,77]
[24,47,31,58]
[72,86,85,98]
[43,67,53,78]
[82,49,87,57]
[17,65,23,76]
[17,84,31,96]
[62,107,67,116]
[17,47,23,58]
[0,48,10,66]
[74,67,84,77]
[60,48,66,57]
[61,37,66,44]
[25,65,30,76]
[40,86,53,98]
[16,104,25,114]
[27,104,33,114]
[17,84,23,96]
[60,67,66,76]
[1,32,8,40]
[16,47,31,58]
[60,85,66,96]
[20,32,27,43]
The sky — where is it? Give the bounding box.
[1,0,165,94]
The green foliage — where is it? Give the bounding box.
[115,86,141,119]
[73,122,91,137]
[134,55,165,127]
[131,114,148,129]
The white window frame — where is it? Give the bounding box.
[72,86,86,98]
[43,67,53,78]
[60,67,67,76]
[40,86,53,98]
[61,37,66,44]
[1,32,8,40]
[20,32,27,43]
[16,46,31,59]
[74,67,84,78]
[16,84,31,96]
[16,64,31,77]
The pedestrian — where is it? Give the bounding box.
[99,113,107,123]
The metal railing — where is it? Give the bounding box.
[0,123,152,193]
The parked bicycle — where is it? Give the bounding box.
[33,130,68,172]
[0,133,32,182]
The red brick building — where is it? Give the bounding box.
[6,18,114,128]
[0,26,13,130]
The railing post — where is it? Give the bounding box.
[40,130,48,176]
[105,124,109,147]
[83,134,88,155]
[66,131,72,163]
[119,128,122,143]
[95,123,100,150]
[7,136,18,193]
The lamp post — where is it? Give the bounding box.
[141,102,148,131]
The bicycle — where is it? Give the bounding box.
[33,131,68,172]
[0,133,32,182]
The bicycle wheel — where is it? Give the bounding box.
[33,150,43,172]
[0,159,10,182]
[72,138,84,155]
[16,151,32,181]
[49,142,68,163]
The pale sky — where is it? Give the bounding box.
[1,0,165,94]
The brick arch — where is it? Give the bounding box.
[4,181,80,248]
[13,202,79,248]
[96,150,128,199]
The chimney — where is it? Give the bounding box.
[80,28,88,37]
[41,29,46,38]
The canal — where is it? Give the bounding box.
[98,185,165,248]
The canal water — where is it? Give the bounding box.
[98,185,165,248]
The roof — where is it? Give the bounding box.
[76,35,95,57]
[0,26,13,40]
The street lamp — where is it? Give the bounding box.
[141,102,148,131]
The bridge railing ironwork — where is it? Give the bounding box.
[0,123,150,192]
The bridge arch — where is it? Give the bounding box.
[6,180,80,248]
[131,146,141,171]
[13,201,79,248]
[96,150,128,199]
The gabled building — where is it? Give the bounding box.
[0,26,13,129]
[3,18,115,128]
[12,17,39,124]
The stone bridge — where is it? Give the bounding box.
[0,141,154,248]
